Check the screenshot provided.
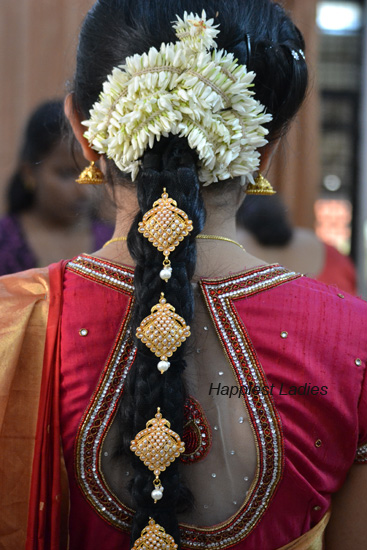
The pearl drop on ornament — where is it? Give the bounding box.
[157,360,170,373]
[151,488,163,501]
[160,267,172,281]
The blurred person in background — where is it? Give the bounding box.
[0,100,113,275]
[236,194,357,295]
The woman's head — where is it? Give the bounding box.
[8,100,89,224]
[70,1,308,547]
[74,0,308,143]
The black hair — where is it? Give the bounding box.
[236,195,294,246]
[73,0,308,546]
[7,100,66,214]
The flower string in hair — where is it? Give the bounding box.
[83,10,273,185]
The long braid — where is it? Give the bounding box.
[120,137,205,545]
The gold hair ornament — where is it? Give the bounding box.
[136,293,190,373]
[138,189,193,282]
[76,161,104,185]
[132,518,178,550]
[130,408,185,503]
[246,173,276,195]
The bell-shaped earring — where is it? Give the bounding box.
[76,161,104,185]
[246,173,276,195]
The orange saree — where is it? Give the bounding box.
[0,262,65,550]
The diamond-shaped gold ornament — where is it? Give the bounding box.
[136,293,190,373]
[130,408,185,504]
[138,189,193,281]
[132,518,178,550]
[130,408,185,476]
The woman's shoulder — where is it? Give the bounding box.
[288,271,365,311]
[219,263,367,328]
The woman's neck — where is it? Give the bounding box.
[94,205,267,278]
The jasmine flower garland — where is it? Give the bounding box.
[83,10,273,185]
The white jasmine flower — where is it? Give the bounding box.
[83,11,273,183]
[173,10,219,52]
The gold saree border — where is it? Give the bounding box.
[277,510,331,550]
[0,268,50,550]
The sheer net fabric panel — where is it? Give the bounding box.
[101,287,257,527]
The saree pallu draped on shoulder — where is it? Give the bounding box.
[277,511,331,550]
[0,262,65,550]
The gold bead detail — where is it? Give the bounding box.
[132,518,178,550]
[138,189,193,266]
[136,293,191,363]
[130,408,185,476]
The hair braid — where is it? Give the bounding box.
[119,137,205,546]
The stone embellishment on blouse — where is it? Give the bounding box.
[130,408,185,503]
[136,293,191,373]
[356,442,367,464]
[181,396,212,463]
[132,518,178,550]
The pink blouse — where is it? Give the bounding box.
[59,256,367,550]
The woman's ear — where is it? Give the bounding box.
[64,93,99,162]
[258,139,280,174]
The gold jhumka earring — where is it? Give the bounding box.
[76,161,104,184]
[246,173,276,195]
[131,188,192,548]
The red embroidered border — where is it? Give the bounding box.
[74,265,136,531]
[67,255,134,293]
